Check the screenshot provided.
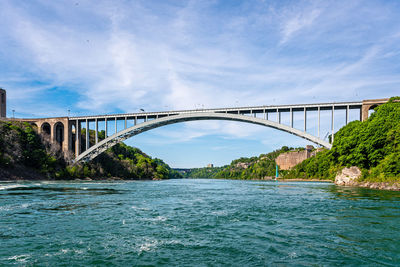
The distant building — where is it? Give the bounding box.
[0,88,6,118]
[207,164,214,168]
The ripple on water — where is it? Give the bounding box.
[1,179,400,266]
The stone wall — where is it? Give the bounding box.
[275,146,320,170]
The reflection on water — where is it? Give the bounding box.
[0,179,400,266]
[328,184,400,201]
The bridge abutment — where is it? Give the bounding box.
[361,98,389,121]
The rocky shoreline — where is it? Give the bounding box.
[351,181,400,191]
[335,166,400,191]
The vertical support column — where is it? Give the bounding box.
[67,120,73,152]
[266,111,269,120]
[359,107,363,121]
[125,117,127,129]
[278,110,281,124]
[134,117,137,125]
[95,118,98,144]
[85,119,89,151]
[50,123,55,143]
[346,105,349,125]
[115,117,117,134]
[304,107,307,132]
[318,106,320,138]
[105,118,108,137]
[290,108,293,128]
[263,109,266,119]
[75,120,81,157]
[332,106,335,143]
[145,115,148,122]
[276,108,278,122]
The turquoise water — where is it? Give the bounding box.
[1,179,400,266]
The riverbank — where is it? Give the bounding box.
[277,178,332,182]
[279,178,400,191]
[0,166,46,180]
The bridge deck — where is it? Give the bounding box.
[69,101,363,121]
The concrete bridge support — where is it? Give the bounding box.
[361,98,389,121]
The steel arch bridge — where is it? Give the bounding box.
[74,112,332,163]
[9,98,388,164]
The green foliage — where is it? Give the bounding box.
[0,121,63,175]
[70,142,179,180]
[285,98,400,182]
[0,121,178,180]
[184,147,297,180]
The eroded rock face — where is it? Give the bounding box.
[335,166,362,186]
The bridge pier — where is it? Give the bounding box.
[317,107,320,138]
[105,118,108,137]
[75,120,81,156]
[331,106,335,143]
[85,119,89,151]
[95,119,98,144]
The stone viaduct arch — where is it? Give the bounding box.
[41,122,51,136]
[19,117,74,152]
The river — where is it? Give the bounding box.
[1,179,400,266]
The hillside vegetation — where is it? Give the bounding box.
[185,146,295,179]
[0,121,180,180]
[285,97,400,182]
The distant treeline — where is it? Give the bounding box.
[180,166,225,178]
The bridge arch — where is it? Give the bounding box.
[41,122,51,136]
[74,112,332,164]
[54,122,64,148]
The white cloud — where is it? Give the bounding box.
[280,7,321,44]
[1,0,400,148]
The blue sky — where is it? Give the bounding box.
[1,0,400,168]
